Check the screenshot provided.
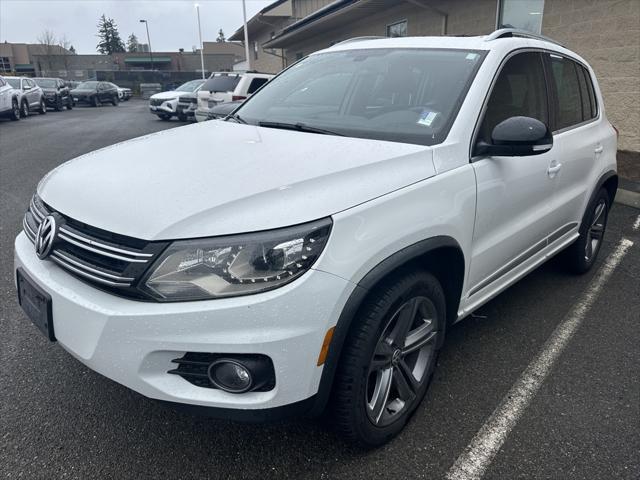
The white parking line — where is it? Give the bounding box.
[446,237,635,480]
[633,214,640,231]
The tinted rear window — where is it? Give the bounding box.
[548,54,583,130]
[202,75,241,92]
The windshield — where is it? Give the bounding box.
[237,48,486,146]
[202,75,241,93]
[77,81,98,89]
[176,79,205,92]
[5,78,20,88]
[34,78,57,88]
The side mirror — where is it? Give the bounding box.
[475,116,553,157]
[23,85,32,91]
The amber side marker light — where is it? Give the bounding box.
[317,326,335,366]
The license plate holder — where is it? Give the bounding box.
[16,268,55,341]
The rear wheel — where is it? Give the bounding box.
[331,270,445,447]
[10,98,20,120]
[20,100,29,118]
[39,98,47,114]
[562,188,610,274]
[91,96,99,107]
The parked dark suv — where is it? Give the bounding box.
[71,81,119,107]
[33,77,73,111]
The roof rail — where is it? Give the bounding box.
[334,36,386,46]
[485,28,564,47]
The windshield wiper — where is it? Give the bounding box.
[258,121,343,136]
[226,113,246,124]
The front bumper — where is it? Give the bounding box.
[43,95,59,106]
[14,232,351,414]
[150,99,178,116]
[177,103,197,117]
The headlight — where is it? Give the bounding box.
[140,218,332,301]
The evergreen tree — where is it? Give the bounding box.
[96,14,126,54]
[127,33,139,52]
[69,45,76,54]
[216,29,225,42]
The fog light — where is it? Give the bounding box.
[208,359,253,393]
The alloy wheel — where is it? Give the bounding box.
[365,296,438,426]
[584,199,607,262]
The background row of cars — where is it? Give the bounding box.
[148,71,274,123]
[0,75,132,121]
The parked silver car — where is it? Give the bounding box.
[0,75,21,120]
[4,77,46,117]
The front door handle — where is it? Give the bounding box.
[547,162,562,177]
[594,145,604,154]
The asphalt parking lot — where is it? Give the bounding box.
[1,100,638,479]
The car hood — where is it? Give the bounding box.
[71,89,94,95]
[38,121,436,240]
[41,88,57,93]
[151,91,181,100]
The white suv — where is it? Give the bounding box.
[149,79,205,121]
[14,30,618,446]
[195,71,273,122]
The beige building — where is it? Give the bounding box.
[232,0,639,153]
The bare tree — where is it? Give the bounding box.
[58,34,73,76]
[37,29,57,74]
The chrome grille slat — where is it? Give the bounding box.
[52,250,135,282]
[59,226,152,258]
[50,254,132,287]
[57,232,149,263]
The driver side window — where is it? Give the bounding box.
[479,52,548,144]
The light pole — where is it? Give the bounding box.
[139,19,154,71]
[242,0,251,71]
[195,4,205,79]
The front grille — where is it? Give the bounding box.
[178,96,197,104]
[149,98,164,106]
[23,195,167,297]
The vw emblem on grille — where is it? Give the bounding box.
[35,214,59,260]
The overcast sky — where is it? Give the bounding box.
[0,0,273,53]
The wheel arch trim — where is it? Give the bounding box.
[309,235,464,416]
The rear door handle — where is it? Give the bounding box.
[594,145,604,154]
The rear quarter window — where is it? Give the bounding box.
[548,54,585,130]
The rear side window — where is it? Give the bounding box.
[202,75,241,93]
[577,64,597,120]
[478,52,548,144]
[247,78,269,95]
[548,54,583,130]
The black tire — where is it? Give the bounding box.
[54,96,63,111]
[10,98,20,120]
[66,97,73,110]
[91,96,99,107]
[562,188,610,274]
[20,100,29,118]
[111,95,118,106]
[331,269,445,447]
[39,98,47,114]
[178,113,188,122]
[158,114,171,121]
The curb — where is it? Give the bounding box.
[615,188,640,209]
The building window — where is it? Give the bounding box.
[386,20,408,38]
[498,0,545,34]
[0,57,11,72]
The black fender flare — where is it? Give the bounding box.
[309,235,464,416]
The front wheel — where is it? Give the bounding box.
[66,97,73,110]
[562,188,610,274]
[158,114,171,121]
[331,270,445,447]
[39,98,47,114]
[111,95,118,106]
[20,100,29,118]
[10,98,20,120]
[91,96,99,107]
[54,96,63,111]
